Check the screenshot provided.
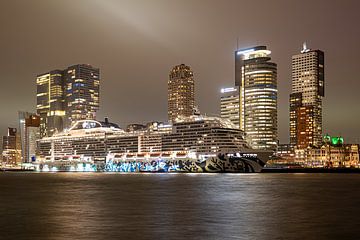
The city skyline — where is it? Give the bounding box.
[1,0,360,143]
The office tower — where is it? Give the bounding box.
[1,128,21,165]
[168,64,195,122]
[64,64,100,127]
[36,64,100,137]
[36,70,65,137]
[290,44,324,148]
[235,46,278,150]
[18,111,33,162]
[24,114,40,163]
[220,86,240,128]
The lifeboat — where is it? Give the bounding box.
[125,154,135,159]
[161,153,171,158]
[113,153,124,159]
[176,152,187,158]
[136,153,146,159]
[150,153,161,158]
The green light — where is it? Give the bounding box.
[323,134,331,143]
[330,136,344,146]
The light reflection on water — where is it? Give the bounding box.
[0,173,359,239]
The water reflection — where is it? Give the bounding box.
[0,173,359,239]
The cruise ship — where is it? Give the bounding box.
[36,116,272,173]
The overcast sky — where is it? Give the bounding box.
[0,0,359,143]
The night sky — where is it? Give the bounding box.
[1,0,359,143]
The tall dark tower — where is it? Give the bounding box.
[290,44,324,148]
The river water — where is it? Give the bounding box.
[0,173,359,239]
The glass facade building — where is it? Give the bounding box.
[235,46,278,150]
[36,70,65,137]
[64,64,100,127]
[36,64,100,137]
[220,87,240,129]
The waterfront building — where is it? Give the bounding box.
[1,128,21,166]
[305,135,359,168]
[235,46,278,150]
[64,64,100,127]
[36,64,100,137]
[24,115,40,163]
[36,70,65,137]
[275,144,295,159]
[18,112,40,163]
[290,44,324,148]
[220,86,240,129]
[18,111,34,162]
[168,64,195,122]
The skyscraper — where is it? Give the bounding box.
[24,114,40,163]
[1,128,21,165]
[290,44,324,148]
[235,46,278,150]
[36,64,100,137]
[168,64,195,122]
[64,64,100,127]
[18,111,37,162]
[36,70,65,137]
[220,86,240,128]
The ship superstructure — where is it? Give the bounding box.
[36,116,271,172]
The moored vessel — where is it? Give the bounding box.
[35,116,272,173]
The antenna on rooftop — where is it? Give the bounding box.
[301,42,310,53]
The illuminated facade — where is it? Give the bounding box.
[64,64,100,127]
[168,64,195,122]
[303,136,359,168]
[18,112,40,163]
[36,116,272,172]
[18,111,33,162]
[24,115,40,163]
[235,46,278,150]
[36,70,65,137]
[290,44,324,148]
[220,87,240,128]
[36,64,100,137]
[308,144,359,168]
[1,128,21,166]
[37,116,248,160]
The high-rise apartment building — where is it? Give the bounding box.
[235,46,278,150]
[168,64,195,122]
[36,64,100,137]
[220,86,240,129]
[290,44,324,148]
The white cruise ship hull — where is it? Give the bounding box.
[35,151,270,173]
